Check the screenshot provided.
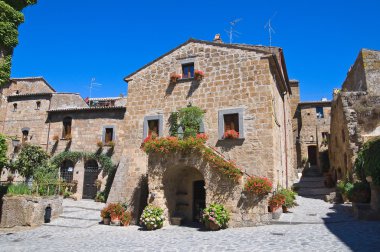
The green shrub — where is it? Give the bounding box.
[95,191,106,202]
[277,188,297,208]
[354,138,380,185]
[351,181,371,203]
[139,205,165,230]
[7,183,31,195]
[337,180,354,200]
[201,203,230,229]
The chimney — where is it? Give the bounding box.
[213,34,223,43]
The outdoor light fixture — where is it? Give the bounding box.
[240,191,247,199]
[150,192,156,199]
[12,139,20,148]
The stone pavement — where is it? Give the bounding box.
[1,198,380,251]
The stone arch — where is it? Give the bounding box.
[147,152,245,226]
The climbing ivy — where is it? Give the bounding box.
[51,151,115,174]
[0,134,7,169]
[0,0,37,86]
[168,106,204,138]
[354,137,380,185]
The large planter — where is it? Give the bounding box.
[111,217,120,226]
[269,206,283,220]
[103,217,110,225]
[204,221,220,231]
[370,183,380,211]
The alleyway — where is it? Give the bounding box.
[1,174,380,252]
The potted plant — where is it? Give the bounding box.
[107,141,115,148]
[223,130,239,139]
[170,73,181,83]
[351,181,371,203]
[109,203,124,225]
[52,135,59,142]
[140,205,165,230]
[244,176,272,196]
[100,205,111,225]
[268,194,286,213]
[120,211,132,226]
[194,70,205,81]
[201,203,230,231]
[97,141,104,148]
[277,188,297,212]
[95,179,102,191]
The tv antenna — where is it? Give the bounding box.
[88,77,102,102]
[264,12,277,47]
[225,18,242,44]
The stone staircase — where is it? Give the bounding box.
[44,199,105,228]
[296,166,335,200]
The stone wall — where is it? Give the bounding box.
[0,195,63,227]
[109,40,295,225]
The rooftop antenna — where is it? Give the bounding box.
[264,12,277,47]
[225,18,242,44]
[88,78,102,106]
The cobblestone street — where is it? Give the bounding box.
[1,196,380,252]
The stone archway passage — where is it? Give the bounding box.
[163,166,205,224]
[82,160,99,199]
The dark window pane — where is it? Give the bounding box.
[105,128,113,143]
[224,114,239,132]
[148,120,159,136]
[182,63,194,78]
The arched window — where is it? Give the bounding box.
[13,103,17,112]
[62,117,72,139]
[36,101,41,110]
[21,128,29,143]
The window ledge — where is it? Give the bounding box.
[177,77,195,83]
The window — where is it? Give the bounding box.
[22,129,29,143]
[322,132,328,140]
[36,101,41,110]
[13,103,17,112]
[224,113,239,132]
[104,128,113,144]
[61,160,74,183]
[62,117,72,139]
[316,107,324,118]
[143,115,163,139]
[148,120,159,137]
[15,90,20,94]
[182,63,194,79]
[218,108,244,140]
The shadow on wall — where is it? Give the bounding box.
[129,174,149,223]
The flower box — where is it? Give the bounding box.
[223,130,239,139]
[170,73,182,83]
[194,70,205,81]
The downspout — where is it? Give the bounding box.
[45,94,52,152]
[282,92,289,188]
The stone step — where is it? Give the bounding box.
[296,181,326,188]
[298,188,335,196]
[298,177,324,182]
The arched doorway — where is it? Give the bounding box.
[83,160,99,199]
[163,166,205,224]
[60,160,74,183]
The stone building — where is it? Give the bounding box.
[289,80,331,174]
[0,37,298,227]
[329,49,380,182]
[0,77,126,200]
[107,37,296,227]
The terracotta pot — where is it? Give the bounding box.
[282,205,288,213]
[208,221,220,231]
[103,217,110,225]
[111,217,121,225]
[121,220,130,227]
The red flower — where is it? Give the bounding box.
[223,130,239,139]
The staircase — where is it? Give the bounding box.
[296,166,334,200]
[44,199,105,228]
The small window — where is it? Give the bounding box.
[224,114,239,132]
[322,132,328,140]
[22,130,29,143]
[182,63,194,79]
[15,90,20,94]
[218,108,244,140]
[148,120,159,137]
[316,107,324,118]
[104,128,114,144]
[36,101,41,110]
[13,103,17,112]
[62,117,72,139]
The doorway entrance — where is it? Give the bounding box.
[307,146,318,166]
[193,180,206,222]
[82,160,99,199]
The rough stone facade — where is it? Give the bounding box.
[108,39,296,227]
[0,195,63,227]
[297,101,331,172]
[0,38,297,227]
[329,49,380,182]
[0,77,126,199]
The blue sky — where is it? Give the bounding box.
[11,0,380,101]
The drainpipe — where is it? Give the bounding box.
[282,92,289,188]
[46,95,52,152]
